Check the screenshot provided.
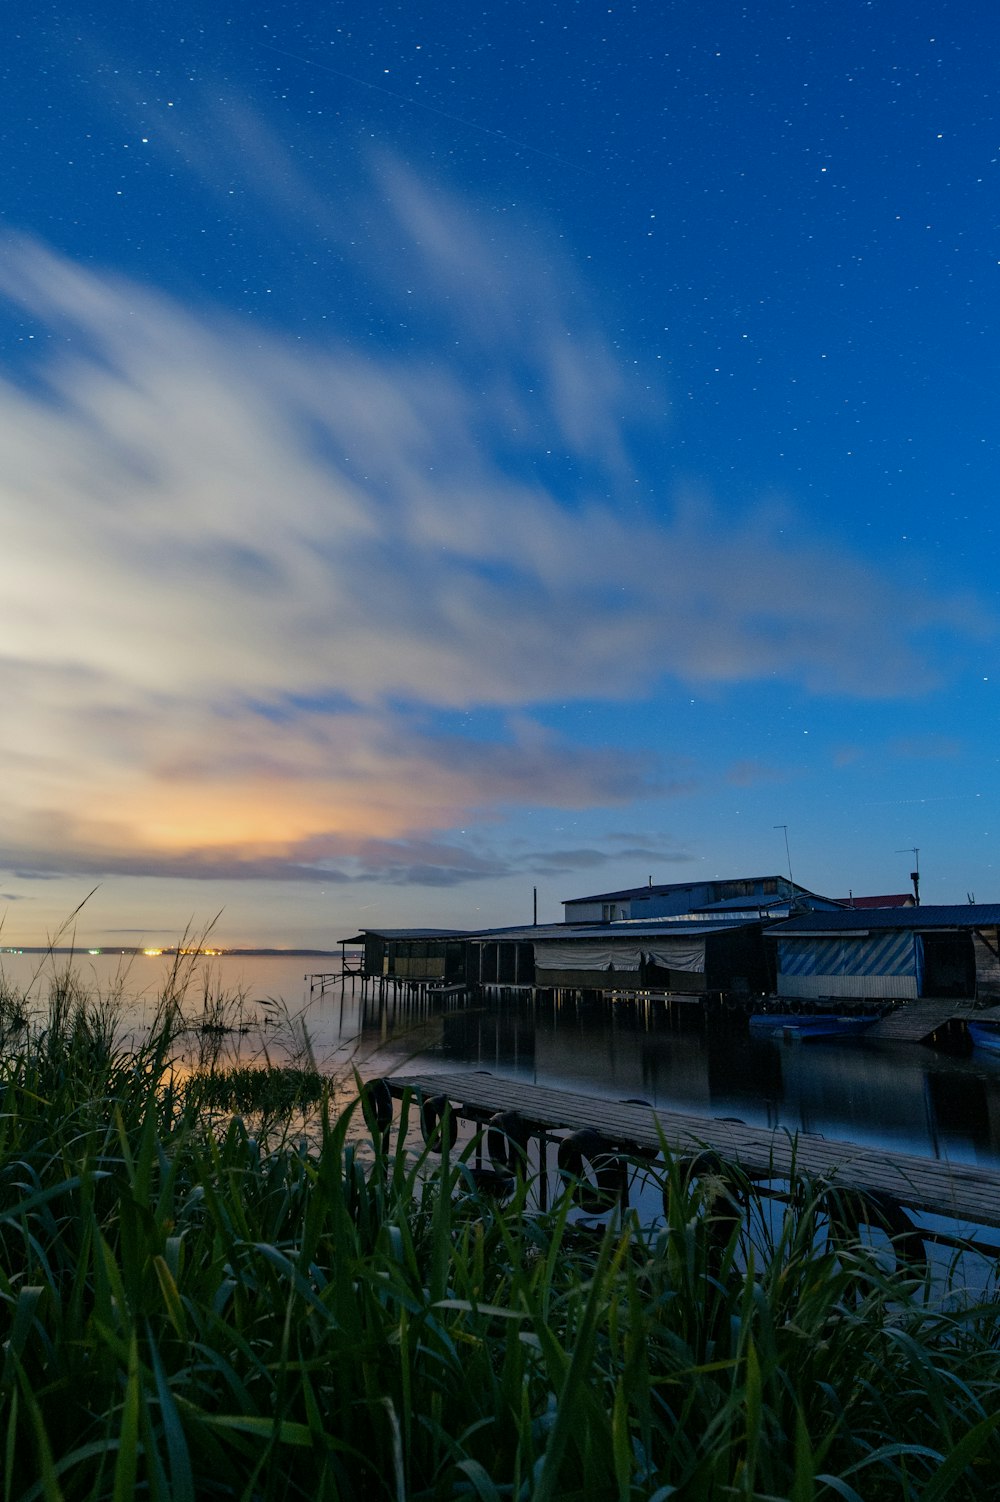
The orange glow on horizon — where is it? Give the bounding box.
[127,785,412,851]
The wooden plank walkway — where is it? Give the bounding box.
[867,999,979,1043]
[385,1070,1000,1233]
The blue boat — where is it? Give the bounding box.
[749,1012,879,1041]
[968,1021,1000,1056]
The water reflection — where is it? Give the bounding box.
[362,991,1000,1172]
[5,951,1000,1172]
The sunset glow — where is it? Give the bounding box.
[2,6,997,947]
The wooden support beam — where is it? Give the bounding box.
[385,1070,1000,1233]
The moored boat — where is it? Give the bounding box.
[749,1011,879,1041]
[968,1021,1000,1056]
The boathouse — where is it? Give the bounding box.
[354,929,472,986]
[350,916,776,999]
[769,905,1000,1005]
[536,921,768,995]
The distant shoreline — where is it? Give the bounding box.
[1,948,349,958]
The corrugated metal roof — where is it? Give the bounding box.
[693,896,777,912]
[467,918,761,941]
[561,876,788,904]
[563,877,835,906]
[692,895,840,913]
[345,912,779,946]
[773,904,1000,935]
[563,883,695,904]
[338,928,474,942]
[463,924,569,940]
[832,894,915,909]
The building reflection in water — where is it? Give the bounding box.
[369,991,1000,1170]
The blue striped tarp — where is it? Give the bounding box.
[778,932,916,979]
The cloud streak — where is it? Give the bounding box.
[0,164,990,884]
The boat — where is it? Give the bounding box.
[749,1012,879,1041]
[968,1021,1000,1056]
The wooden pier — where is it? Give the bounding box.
[385,1070,1000,1235]
[867,998,980,1044]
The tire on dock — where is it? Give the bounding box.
[458,1164,516,1199]
[487,1110,530,1175]
[419,1093,458,1150]
[359,1077,394,1141]
[668,1149,744,1247]
[557,1128,628,1214]
[822,1183,927,1274]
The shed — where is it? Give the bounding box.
[468,918,771,995]
[346,929,472,985]
[769,906,1000,1004]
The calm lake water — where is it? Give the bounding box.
[4,950,1000,1172]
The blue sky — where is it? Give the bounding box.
[2,2,998,947]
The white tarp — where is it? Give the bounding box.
[644,940,706,974]
[533,940,643,971]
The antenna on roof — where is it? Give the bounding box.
[773,824,793,883]
[896,847,920,906]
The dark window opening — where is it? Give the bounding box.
[922,933,976,999]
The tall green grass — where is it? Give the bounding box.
[0,979,998,1499]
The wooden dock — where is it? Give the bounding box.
[385,1070,1000,1234]
[867,998,980,1043]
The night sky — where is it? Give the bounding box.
[3,2,998,946]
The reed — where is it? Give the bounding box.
[0,984,997,1499]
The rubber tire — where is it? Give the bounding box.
[360,1077,393,1137]
[558,1129,627,1214]
[824,1185,927,1274]
[666,1151,743,1243]
[487,1110,530,1174]
[420,1093,458,1150]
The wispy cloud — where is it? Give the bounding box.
[726,759,796,788]
[888,734,962,760]
[0,162,990,883]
